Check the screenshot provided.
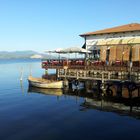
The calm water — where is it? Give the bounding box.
[0,59,140,140]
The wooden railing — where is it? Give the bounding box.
[42,59,140,72]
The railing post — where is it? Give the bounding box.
[101,72,106,96]
[76,71,79,79]
[108,72,111,80]
[102,72,104,84]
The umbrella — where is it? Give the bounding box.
[55,47,91,53]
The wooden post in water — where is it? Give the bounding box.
[29,64,32,76]
[20,67,23,81]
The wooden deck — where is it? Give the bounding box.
[42,59,140,83]
[57,69,140,83]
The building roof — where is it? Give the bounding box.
[80,23,140,37]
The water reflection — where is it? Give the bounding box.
[28,85,140,119]
[81,98,140,119]
[28,86,63,96]
[20,80,24,94]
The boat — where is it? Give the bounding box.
[28,86,63,96]
[28,76,63,89]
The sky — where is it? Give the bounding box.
[0,0,140,52]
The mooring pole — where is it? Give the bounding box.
[20,67,23,81]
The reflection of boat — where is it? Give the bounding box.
[28,76,63,89]
[28,86,63,96]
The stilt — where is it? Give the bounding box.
[68,81,73,89]
[116,83,122,97]
[138,86,140,97]
[97,80,102,96]
[106,83,113,96]
[129,90,132,99]
[63,79,68,87]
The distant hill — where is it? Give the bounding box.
[0,51,52,59]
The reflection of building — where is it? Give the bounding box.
[28,83,140,119]
[80,23,140,62]
[81,98,140,119]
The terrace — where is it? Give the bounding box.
[42,58,140,72]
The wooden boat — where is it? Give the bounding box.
[28,76,63,89]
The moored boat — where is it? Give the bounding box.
[28,76,63,89]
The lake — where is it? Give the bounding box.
[0,59,140,140]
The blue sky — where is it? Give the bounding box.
[0,0,140,52]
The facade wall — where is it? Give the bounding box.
[85,31,140,50]
[84,31,140,62]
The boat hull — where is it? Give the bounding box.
[28,76,63,89]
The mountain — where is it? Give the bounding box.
[0,51,51,59]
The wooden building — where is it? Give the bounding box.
[42,23,140,85]
[80,23,140,64]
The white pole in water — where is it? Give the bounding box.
[20,67,23,81]
[29,64,32,76]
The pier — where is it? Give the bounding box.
[41,58,140,98]
[42,59,140,81]
[42,23,140,98]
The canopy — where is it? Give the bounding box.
[46,47,91,54]
[95,37,140,46]
[56,47,91,53]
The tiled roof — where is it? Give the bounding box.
[80,23,140,36]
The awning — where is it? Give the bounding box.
[55,47,91,53]
[46,47,91,54]
[95,37,140,46]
